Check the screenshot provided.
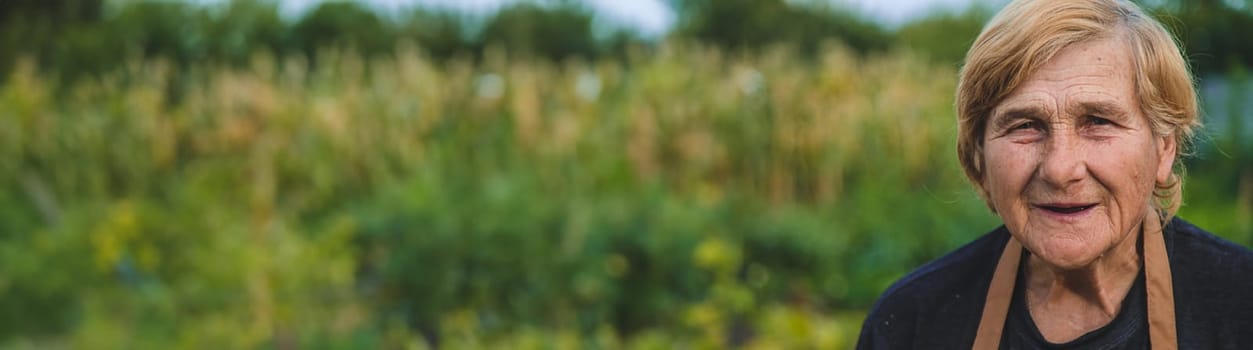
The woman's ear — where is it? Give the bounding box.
[1156,134,1177,185]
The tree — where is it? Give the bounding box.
[895,9,991,68]
[0,0,104,78]
[291,2,394,59]
[480,3,601,60]
[672,0,890,55]
[1140,0,1253,73]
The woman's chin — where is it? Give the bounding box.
[1023,238,1105,270]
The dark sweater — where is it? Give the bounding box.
[856,218,1253,349]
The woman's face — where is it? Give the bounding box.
[982,37,1176,270]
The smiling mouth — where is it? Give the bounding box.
[1038,204,1096,214]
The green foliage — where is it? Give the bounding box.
[7,0,1253,83]
[481,4,600,60]
[0,42,1005,347]
[0,0,104,82]
[397,10,480,60]
[1167,6,1253,74]
[292,2,394,59]
[0,1,634,82]
[894,8,991,68]
[674,0,891,55]
[1126,0,1253,74]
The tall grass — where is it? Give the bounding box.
[0,42,1245,348]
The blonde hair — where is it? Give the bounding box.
[956,0,1199,219]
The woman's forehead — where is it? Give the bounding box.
[993,38,1138,116]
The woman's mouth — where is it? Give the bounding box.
[1040,204,1095,213]
[1035,203,1098,218]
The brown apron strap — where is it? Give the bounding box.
[1143,213,1178,349]
[971,237,1022,350]
[971,212,1177,349]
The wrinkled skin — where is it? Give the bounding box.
[982,37,1175,271]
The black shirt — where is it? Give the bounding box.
[1001,252,1148,349]
[856,218,1253,349]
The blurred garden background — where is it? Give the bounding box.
[0,0,1250,348]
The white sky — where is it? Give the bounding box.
[243,0,1009,38]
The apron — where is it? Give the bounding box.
[971,212,1177,349]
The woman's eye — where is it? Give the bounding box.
[1011,121,1037,131]
[1088,116,1113,126]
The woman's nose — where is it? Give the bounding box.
[1037,133,1087,189]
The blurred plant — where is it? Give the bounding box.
[0,14,1247,349]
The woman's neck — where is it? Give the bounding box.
[1023,223,1143,343]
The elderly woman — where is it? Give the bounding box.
[857,0,1253,348]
